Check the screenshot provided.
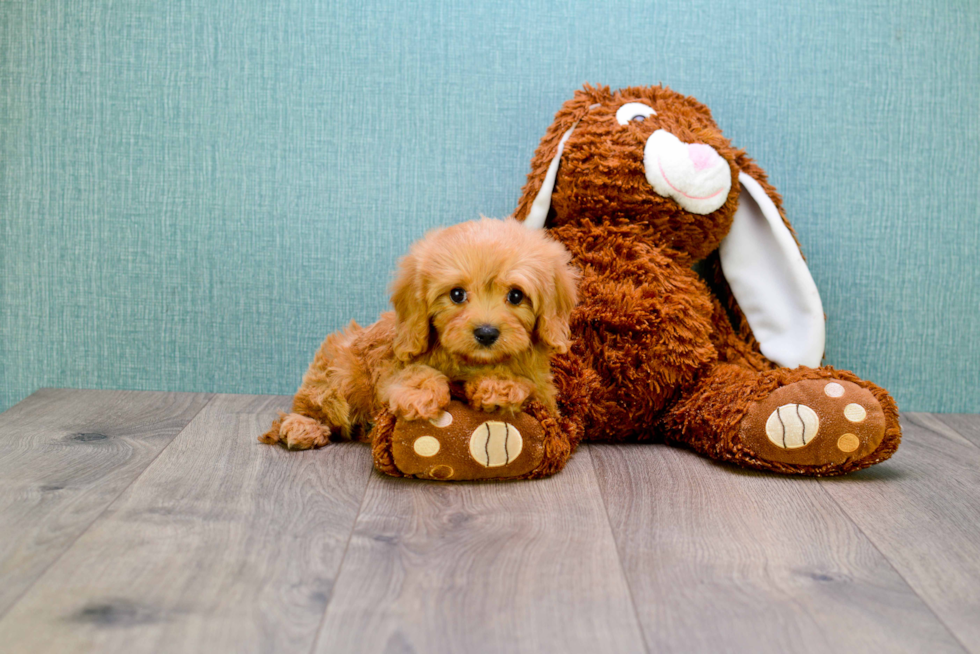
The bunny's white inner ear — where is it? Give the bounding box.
[524,124,578,230]
[719,172,825,368]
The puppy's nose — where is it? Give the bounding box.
[473,325,500,346]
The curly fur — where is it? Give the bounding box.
[260,217,578,450]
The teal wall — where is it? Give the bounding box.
[2,0,978,413]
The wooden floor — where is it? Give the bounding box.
[0,390,978,653]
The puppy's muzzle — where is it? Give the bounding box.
[473,325,500,347]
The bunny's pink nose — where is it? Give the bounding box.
[688,143,718,172]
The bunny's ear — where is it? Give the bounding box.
[523,125,578,229]
[514,86,608,226]
[718,172,825,368]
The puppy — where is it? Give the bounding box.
[260,217,578,450]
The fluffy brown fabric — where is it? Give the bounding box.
[512,84,901,476]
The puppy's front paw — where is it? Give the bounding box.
[391,379,451,421]
[465,377,533,413]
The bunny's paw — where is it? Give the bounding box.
[739,379,886,468]
[388,400,548,480]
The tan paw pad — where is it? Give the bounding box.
[429,411,453,428]
[429,465,454,480]
[824,382,845,398]
[765,404,820,449]
[844,403,867,423]
[413,436,441,457]
[837,433,860,453]
[469,421,523,467]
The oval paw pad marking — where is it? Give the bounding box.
[469,421,523,467]
[429,465,454,479]
[412,436,441,457]
[765,404,820,449]
[844,403,867,423]
[429,411,453,428]
[824,382,845,398]
[837,433,860,453]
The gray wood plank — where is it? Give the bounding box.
[931,413,980,449]
[0,388,212,617]
[591,442,965,654]
[820,413,980,653]
[314,445,647,654]
[0,393,373,654]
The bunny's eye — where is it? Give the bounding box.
[616,102,656,126]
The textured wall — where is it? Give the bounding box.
[2,0,978,413]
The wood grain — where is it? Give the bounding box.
[3,390,980,654]
[0,388,211,617]
[314,445,646,654]
[591,442,965,654]
[0,394,373,654]
[931,413,980,449]
[820,413,980,652]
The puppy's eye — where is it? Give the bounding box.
[616,102,656,126]
[449,287,467,304]
[507,289,524,305]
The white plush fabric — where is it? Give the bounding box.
[525,125,578,229]
[615,102,657,125]
[643,130,731,215]
[719,173,826,368]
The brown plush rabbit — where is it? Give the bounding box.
[348,83,901,480]
[508,83,900,475]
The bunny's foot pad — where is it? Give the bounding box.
[740,379,886,468]
[388,400,547,480]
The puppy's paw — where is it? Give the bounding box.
[465,377,533,413]
[277,413,332,450]
[391,379,451,421]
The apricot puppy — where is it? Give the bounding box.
[260,217,578,450]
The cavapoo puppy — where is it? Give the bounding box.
[260,217,578,450]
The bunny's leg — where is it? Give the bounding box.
[658,363,901,475]
[562,259,720,441]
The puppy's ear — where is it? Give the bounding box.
[390,250,431,361]
[534,243,579,353]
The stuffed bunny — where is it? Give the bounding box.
[371,83,900,479]
[504,83,901,475]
